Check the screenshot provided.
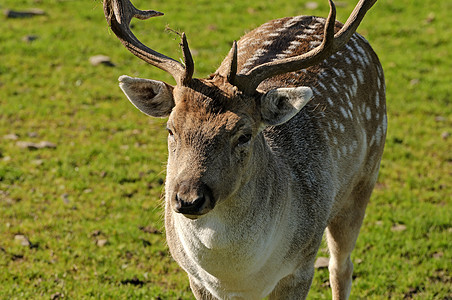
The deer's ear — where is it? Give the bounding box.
[119,75,175,117]
[260,87,313,126]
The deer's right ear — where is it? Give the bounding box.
[119,75,175,117]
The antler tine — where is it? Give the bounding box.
[333,0,377,47]
[180,33,195,85]
[234,0,376,94]
[226,41,239,85]
[103,0,193,85]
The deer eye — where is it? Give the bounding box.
[237,134,252,146]
[166,127,174,137]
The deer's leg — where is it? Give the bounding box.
[189,277,216,300]
[325,182,374,300]
[268,260,315,300]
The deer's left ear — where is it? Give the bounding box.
[260,87,313,126]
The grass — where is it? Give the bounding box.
[0,0,450,299]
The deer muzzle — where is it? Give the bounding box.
[172,180,215,218]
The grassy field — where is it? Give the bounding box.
[0,0,450,299]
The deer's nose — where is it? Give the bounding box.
[173,181,215,217]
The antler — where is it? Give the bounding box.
[103,0,194,85]
[230,0,377,94]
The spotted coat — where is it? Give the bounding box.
[218,16,387,212]
[111,3,387,299]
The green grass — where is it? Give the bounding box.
[0,0,450,299]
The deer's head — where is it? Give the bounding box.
[103,0,376,218]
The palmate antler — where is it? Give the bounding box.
[229,0,377,94]
[103,0,194,85]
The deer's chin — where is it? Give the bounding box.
[177,213,205,220]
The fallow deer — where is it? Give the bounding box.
[103,0,386,299]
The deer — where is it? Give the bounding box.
[103,0,386,299]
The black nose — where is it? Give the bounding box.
[173,181,215,216]
[175,194,206,214]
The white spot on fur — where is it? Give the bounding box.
[284,16,304,28]
[256,23,273,31]
[344,92,351,103]
[289,40,302,48]
[282,40,302,55]
[375,91,380,108]
[361,103,367,116]
[332,68,341,77]
[357,104,362,116]
[382,114,388,133]
[331,84,338,94]
[296,34,308,40]
[327,97,334,106]
[331,67,345,77]
[377,65,383,77]
[309,21,323,28]
[311,86,320,95]
[375,125,382,145]
[357,69,364,84]
[365,106,372,120]
[309,41,321,48]
[369,134,375,147]
[353,39,370,66]
[350,74,358,96]
[283,48,295,55]
[332,119,338,129]
[340,106,349,119]
[347,88,354,100]
[347,98,353,110]
[332,77,339,89]
[345,44,357,61]
[339,123,345,133]
[242,48,268,72]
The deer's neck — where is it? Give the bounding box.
[167,131,328,298]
